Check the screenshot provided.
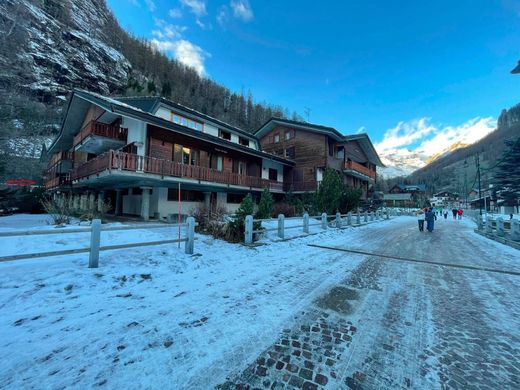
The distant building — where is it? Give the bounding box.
[255,118,385,199]
[389,184,426,194]
[382,193,413,208]
[429,191,459,207]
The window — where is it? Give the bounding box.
[274,133,280,143]
[227,193,245,204]
[268,168,278,181]
[167,189,205,202]
[285,130,293,140]
[182,147,191,165]
[210,155,223,171]
[238,161,247,175]
[239,137,250,147]
[219,129,231,140]
[285,146,295,159]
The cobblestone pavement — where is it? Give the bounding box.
[219,218,520,389]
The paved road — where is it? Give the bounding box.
[221,216,520,389]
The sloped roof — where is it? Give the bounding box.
[48,90,293,166]
[384,193,412,201]
[116,96,254,139]
[255,118,385,167]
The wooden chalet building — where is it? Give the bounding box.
[45,90,292,220]
[254,118,384,199]
[45,91,384,220]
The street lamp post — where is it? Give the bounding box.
[463,159,468,208]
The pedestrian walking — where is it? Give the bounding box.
[457,208,463,220]
[443,209,448,219]
[416,208,425,231]
[425,207,435,232]
[452,208,458,219]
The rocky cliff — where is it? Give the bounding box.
[1,0,130,101]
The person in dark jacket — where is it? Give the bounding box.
[452,208,458,219]
[425,208,435,232]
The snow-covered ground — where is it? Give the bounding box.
[0,214,383,389]
[1,214,519,389]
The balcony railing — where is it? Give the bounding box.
[49,151,72,167]
[73,121,128,147]
[45,174,71,190]
[72,150,283,191]
[344,160,376,179]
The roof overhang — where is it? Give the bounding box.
[48,90,294,166]
[255,118,345,142]
[342,134,385,167]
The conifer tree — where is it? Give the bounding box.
[492,137,520,206]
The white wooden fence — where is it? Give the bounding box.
[245,210,389,244]
[0,217,196,267]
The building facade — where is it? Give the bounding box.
[45,90,292,220]
[255,118,384,198]
[45,90,384,219]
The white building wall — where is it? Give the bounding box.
[155,188,202,219]
[123,116,147,156]
[204,123,219,137]
[261,159,284,182]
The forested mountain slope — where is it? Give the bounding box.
[0,0,291,181]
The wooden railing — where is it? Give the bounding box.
[344,160,376,179]
[45,174,71,189]
[49,151,72,167]
[72,150,283,191]
[73,121,128,147]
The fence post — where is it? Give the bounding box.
[356,212,361,225]
[278,214,285,239]
[321,213,327,229]
[485,218,493,234]
[89,219,101,268]
[496,217,505,237]
[303,213,309,233]
[385,210,389,220]
[510,220,520,241]
[477,215,484,230]
[185,216,195,254]
[370,212,374,222]
[245,215,253,244]
[335,212,341,228]
[364,211,368,223]
[347,212,352,225]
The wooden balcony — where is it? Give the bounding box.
[48,151,72,167]
[71,150,283,192]
[343,160,376,180]
[73,121,128,154]
[45,174,71,190]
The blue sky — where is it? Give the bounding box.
[107,0,520,157]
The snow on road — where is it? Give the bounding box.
[1,214,519,389]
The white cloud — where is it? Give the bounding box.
[230,0,254,22]
[375,117,496,158]
[145,0,156,12]
[152,39,210,76]
[217,5,229,27]
[152,18,187,39]
[180,0,207,16]
[169,8,182,18]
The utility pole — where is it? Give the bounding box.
[476,154,482,216]
[463,159,468,208]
